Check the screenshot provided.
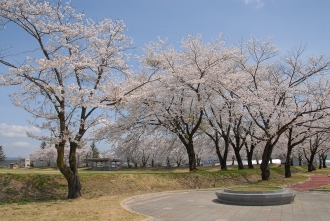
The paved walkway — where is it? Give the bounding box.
[287,174,330,191]
[122,175,330,221]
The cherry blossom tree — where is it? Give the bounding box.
[303,132,330,172]
[234,37,330,180]
[132,35,238,171]
[29,145,57,166]
[76,146,91,167]
[204,101,233,170]
[0,0,152,198]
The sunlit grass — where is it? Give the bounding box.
[0,165,329,221]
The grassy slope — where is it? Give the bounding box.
[0,164,320,220]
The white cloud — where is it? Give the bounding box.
[244,0,264,8]
[0,123,41,138]
[12,141,30,147]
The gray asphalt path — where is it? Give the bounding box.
[123,190,330,221]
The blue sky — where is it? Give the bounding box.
[0,0,329,157]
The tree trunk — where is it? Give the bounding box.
[215,146,228,170]
[298,154,303,165]
[67,171,82,199]
[322,155,327,168]
[196,154,202,166]
[141,155,149,167]
[307,153,316,172]
[188,152,197,171]
[206,132,228,170]
[234,149,244,169]
[186,142,197,171]
[230,134,245,169]
[56,142,82,199]
[245,143,255,169]
[306,151,315,172]
[319,155,322,169]
[285,145,293,178]
[166,156,171,167]
[260,141,273,180]
[218,144,229,170]
[127,157,131,168]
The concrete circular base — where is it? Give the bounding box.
[215,188,296,206]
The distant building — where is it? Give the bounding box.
[0,157,19,168]
[86,158,121,171]
[25,158,30,167]
[19,158,31,168]
[9,163,19,169]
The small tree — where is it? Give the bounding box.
[90,142,100,158]
[0,146,6,164]
[40,141,47,150]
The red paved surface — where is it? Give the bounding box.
[287,174,330,191]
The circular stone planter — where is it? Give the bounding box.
[215,187,296,206]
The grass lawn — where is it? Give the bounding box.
[0,164,326,220]
[314,184,330,191]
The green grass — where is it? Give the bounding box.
[313,184,330,190]
[229,186,282,191]
[1,164,328,221]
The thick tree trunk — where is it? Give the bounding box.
[215,147,228,170]
[308,163,314,172]
[231,134,244,169]
[186,142,197,171]
[307,153,316,172]
[260,141,273,180]
[56,142,82,199]
[217,143,229,170]
[245,143,255,169]
[322,155,327,168]
[234,149,244,169]
[207,132,228,170]
[247,152,254,169]
[260,159,270,180]
[285,159,291,178]
[67,171,82,199]
[141,155,149,167]
[285,145,293,178]
[188,152,197,171]
[303,148,316,172]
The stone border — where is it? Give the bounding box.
[215,188,296,206]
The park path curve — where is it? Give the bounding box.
[287,174,330,191]
[123,174,330,221]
